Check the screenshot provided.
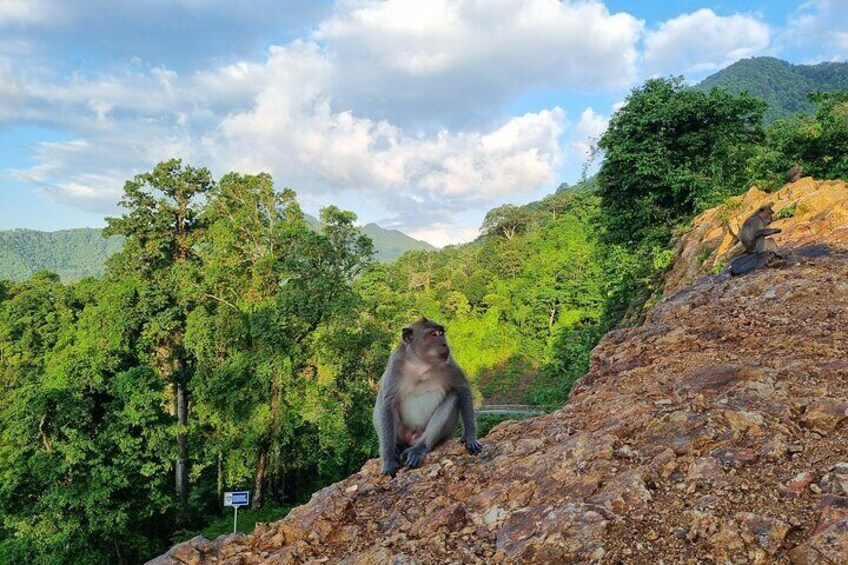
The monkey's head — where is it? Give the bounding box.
[757,204,775,224]
[402,317,450,362]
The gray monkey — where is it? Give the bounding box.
[373,317,482,476]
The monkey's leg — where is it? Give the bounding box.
[401,393,458,469]
[375,391,401,476]
[764,238,781,256]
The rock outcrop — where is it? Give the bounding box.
[665,177,848,294]
[152,182,848,565]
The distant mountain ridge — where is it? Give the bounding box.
[695,56,848,123]
[0,222,435,282]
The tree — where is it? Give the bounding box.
[481,204,534,240]
[104,159,213,515]
[188,173,374,509]
[597,77,766,248]
[748,91,848,187]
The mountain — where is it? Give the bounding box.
[695,56,848,123]
[151,178,848,564]
[0,222,436,281]
[0,228,124,282]
[360,223,436,260]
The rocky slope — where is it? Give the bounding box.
[152,182,848,565]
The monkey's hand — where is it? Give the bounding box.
[401,444,427,469]
[463,436,483,455]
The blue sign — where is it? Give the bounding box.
[224,491,249,507]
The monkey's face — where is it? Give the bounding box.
[403,321,450,362]
[758,205,775,224]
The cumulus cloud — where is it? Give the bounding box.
[318,0,643,125]
[783,0,848,59]
[569,107,608,160]
[644,9,771,77]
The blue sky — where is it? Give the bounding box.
[1,0,846,246]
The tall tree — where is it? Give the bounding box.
[188,174,374,508]
[597,77,766,248]
[104,159,213,514]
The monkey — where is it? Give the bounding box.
[740,204,782,254]
[373,317,482,476]
[728,204,783,276]
[786,164,802,183]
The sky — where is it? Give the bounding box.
[1,0,846,247]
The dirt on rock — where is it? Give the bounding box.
[151,184,848,565]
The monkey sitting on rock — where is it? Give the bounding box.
[787,164,802,183]
[728,204,783,276]
[373,317,482,476]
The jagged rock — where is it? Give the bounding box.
[665,178,848,293]
[150,190,848,563]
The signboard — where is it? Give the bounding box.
[224,491,249,508]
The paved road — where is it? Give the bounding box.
[476,404,551,415]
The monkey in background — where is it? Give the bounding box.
[740,204,782,254]
[787,164,802,183]
[373,317,482,476]
[729,204,783,275]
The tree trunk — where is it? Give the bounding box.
[253,447,268,509]
[175,382,188,513]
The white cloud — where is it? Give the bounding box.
[784,0,848,59]
[317,0,643,124]
[406,223,480,248]
[570,107,608,160]
[644,9,771,77]
[0,0,55,26]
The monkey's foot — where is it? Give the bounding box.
[463,437,483,455]
[400,444,427,469]
[381,460,400,477]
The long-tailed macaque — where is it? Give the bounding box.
[787,164,802,183]
[373,318,482,476]
[740,204,782,254]
[729,204,783,276]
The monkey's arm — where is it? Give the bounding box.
[456,385,482,455]
[757,228,782,236]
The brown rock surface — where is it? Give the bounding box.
[151,194,848,564]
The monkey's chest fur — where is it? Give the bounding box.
[399,383,446,431]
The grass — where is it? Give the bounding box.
[176,505,292,542]
[776,203,798,219]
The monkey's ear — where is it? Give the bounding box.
[402,327,414,343]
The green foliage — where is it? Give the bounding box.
[183,506,291,541]
[598,77,766,249]
[776,203,798,220]
[748,92,848,187]
[0,162,380,564]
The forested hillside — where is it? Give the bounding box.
[0,222,433,281]
[3,78,847,565]
[695,56,848,123]
[0,228,124,281]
